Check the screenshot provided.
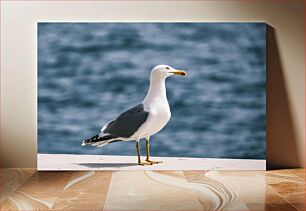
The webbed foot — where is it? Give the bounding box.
[146,159,163,164]
[138,161,153,166]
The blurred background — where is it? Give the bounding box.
[38,23,266,159]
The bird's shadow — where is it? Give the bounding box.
[75,162,138,168]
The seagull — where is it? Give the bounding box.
[82,65,187,165]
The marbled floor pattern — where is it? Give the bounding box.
[0,169,304,210]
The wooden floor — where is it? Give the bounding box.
[0,169,305,210]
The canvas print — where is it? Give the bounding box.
[38,23,266,170]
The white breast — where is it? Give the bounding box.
[132,100,171,140]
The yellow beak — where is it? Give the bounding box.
[170,69,187,76]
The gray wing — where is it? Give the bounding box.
[102,104,149,138]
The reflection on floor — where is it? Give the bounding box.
[0,169,304,210]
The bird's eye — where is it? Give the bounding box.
[165,67,170,70]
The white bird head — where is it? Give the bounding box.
[150,65,187,80]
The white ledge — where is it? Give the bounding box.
[37,154,266,170]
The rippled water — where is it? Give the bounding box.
[38,23,266,159]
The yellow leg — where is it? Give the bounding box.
[136,142,152,166]
[145,138,163,164]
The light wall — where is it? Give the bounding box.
[1,1,304,168]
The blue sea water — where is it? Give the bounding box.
[38,23,266,159]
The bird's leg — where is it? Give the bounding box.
[145,139,150,161]
[145,138,163,164]
[136,142,152,166]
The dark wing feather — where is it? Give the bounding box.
[103,104,149,138]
